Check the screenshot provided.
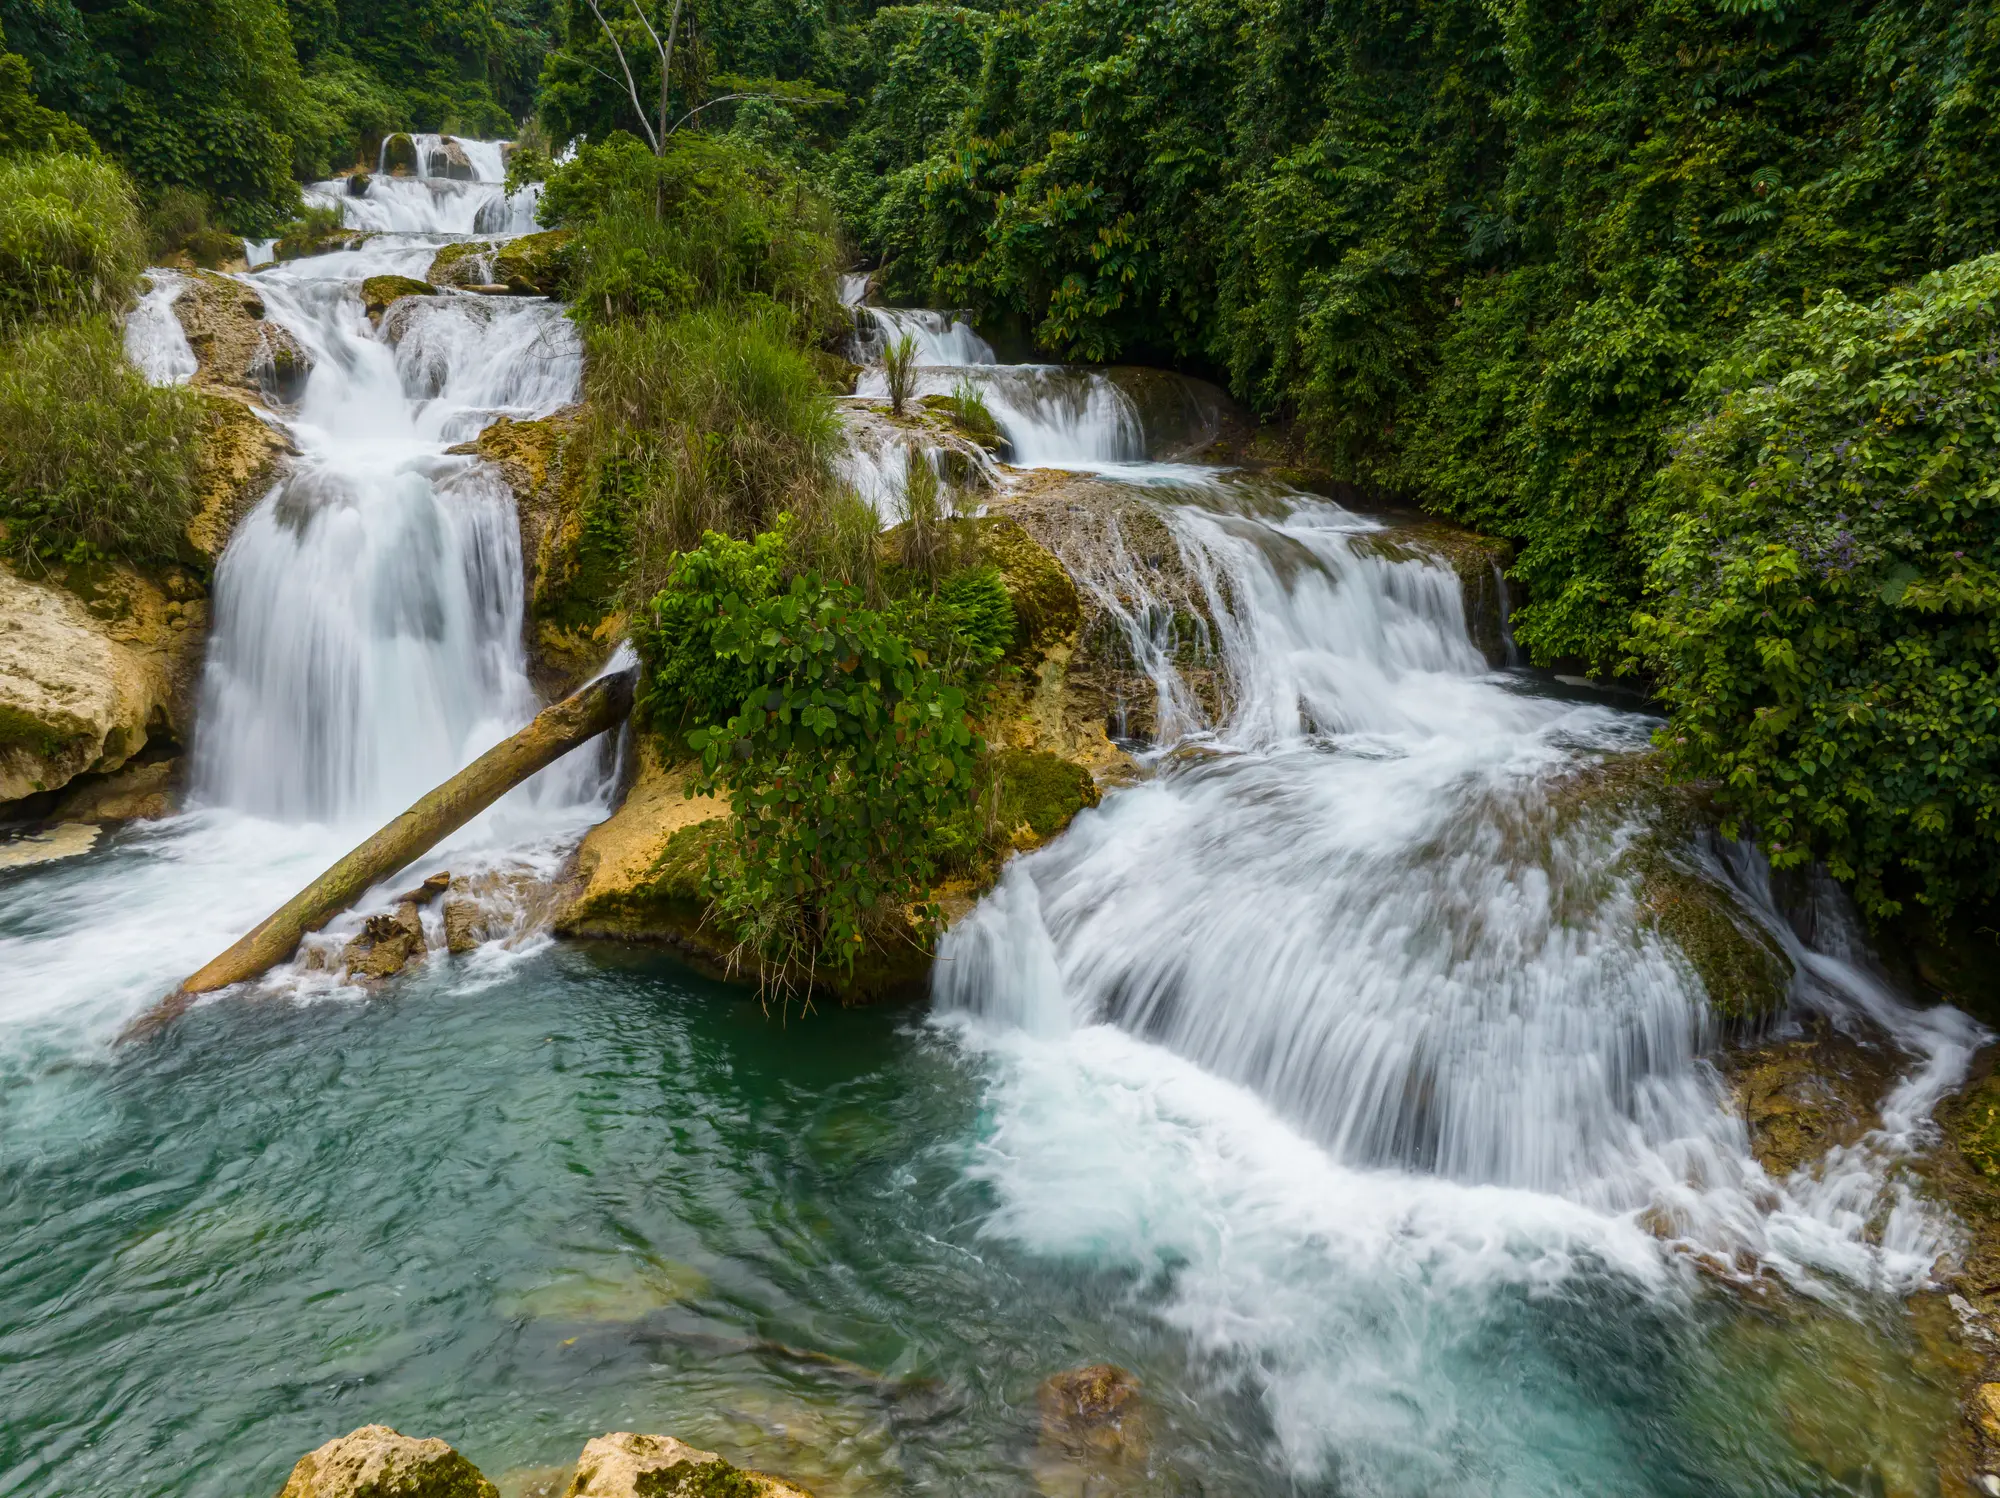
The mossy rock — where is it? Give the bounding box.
[1946,1073,2000,1180]
[809,349,861,394]
[275,1424,497,1498]
[977,517,1081,664]
[990,748,1099,847]
[491,229,572,296]
[183,227,246,270]
[632,1460,763,1498]
[381,132,419,175]
[361,274,436,324]
[426,240,490,288]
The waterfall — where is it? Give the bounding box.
[124,271,197,386]
[194,155,588,827]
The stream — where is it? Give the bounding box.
[0,144,1987,1497]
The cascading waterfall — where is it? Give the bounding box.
[904,341,1984,1483]
[0,140,603,1044]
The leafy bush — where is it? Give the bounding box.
[540,132,842,340]
[631,525,788,739]
[0,45,93,157]
[686,569,983,985]
[0,317,206,570]
[1631,254,2000,921]
[0,152,144,326]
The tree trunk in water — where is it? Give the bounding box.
[125,668,637,1039]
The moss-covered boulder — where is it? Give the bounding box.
[561,1431,810,1498]
[978,516,1081,666]
[920,389,1002,450]
[1635,852,1794,1022]
[381,132,419,176]
[491,229,572,296]
[425,239,490,289]
[275,1424,497,1498]
[989,748,1100,849]
[361,274,435,325]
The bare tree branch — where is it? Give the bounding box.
[626,0,683,157]
[584,0,659,152]
[667,92,796,136]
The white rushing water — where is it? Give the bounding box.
[860,317,1993,1487]
[0,139,605,1046]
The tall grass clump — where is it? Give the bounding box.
[581,305,847,605]
[0,319,206,570]
[882,331,917,414]
[0,153,145,326]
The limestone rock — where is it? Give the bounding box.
[561,1432,809,1498]
[442,897,487,953]
[1979,1384,2000,1446]
[52,758,176,822]
[273,225,376,262]
[427,136,477,181]
[188,393,290,563]
[0,822,100,870]
[341,902,427,980]
[0,567,178,805]
[553,739,728,942]
[172,272,314,403]
[362,275,436,326]
[427,241,493,290]
[275,1424,497,1498]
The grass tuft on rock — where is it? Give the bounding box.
[0,152,145,327]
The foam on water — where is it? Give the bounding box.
[124,270,198,386]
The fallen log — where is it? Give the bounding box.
[125,667,636,1039]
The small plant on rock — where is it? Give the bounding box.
[883,331,918,414]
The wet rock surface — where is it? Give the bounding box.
[362,274,437,324]
[171,271,314,404]
[276,1424,497,1498]
[561,1432,810,1498]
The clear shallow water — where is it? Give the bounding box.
[0,941,1966,1498]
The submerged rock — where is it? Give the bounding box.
[276,1425,497,1498]
[561,1432,809,1498]
[1034,1364,1148,1496]
[0,821,100,869]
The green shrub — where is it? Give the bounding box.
[687,569,983,986]
[0,49,94,158]
[631,524,789,741]
[540,132,842,341]
[1631,253,2000,922]
[0,152,145,326]
[0,318,206,571]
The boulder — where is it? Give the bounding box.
[490,230,571,296]
[171,272,314,404]
[380,133,420,176]
[428,136,477,181]
[561,1432,809,1498]
[362,274,437,326]
[427,241,492,290]
[275,1424,497,1498]
[0,567,178,805]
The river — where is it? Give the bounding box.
[0,141,1983,1497]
